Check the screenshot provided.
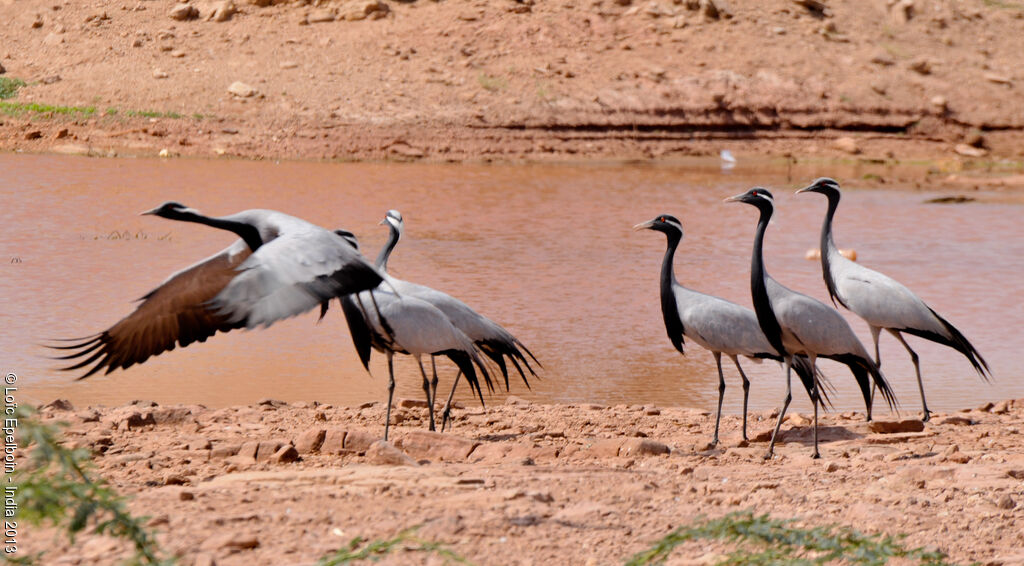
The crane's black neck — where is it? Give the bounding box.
[749,205,786,356]
[659,229,686,354]
[168,210,264,252]
[375,222,400,270]
[818,192,843,308]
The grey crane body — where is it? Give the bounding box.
[726,188,897,459]
[635,214,829,446]
[340,288,493,440]
[797,177,991,420]
[373,210,538,429]
[54,202,384,378]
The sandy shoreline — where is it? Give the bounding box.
[13,396,1024,565]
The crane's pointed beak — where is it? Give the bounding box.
[723,194,743,203]
[140,206,160,216]
[632,220,655,231]
[794,185,812,195]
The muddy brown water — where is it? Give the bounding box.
[2,153,1021,416]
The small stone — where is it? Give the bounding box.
[163,474,188,486]
[699,0,720,20]
[833,137,860,154]
[188,438,212,451]
[824,462,839,472]
[619,438,670,457]
[394,430,479,461]
[294,429,326,454]
[908,58,931,75]
[344,0,389,21]
[179,490,195,501]
[321,429,347,454]
[169,3,199,21]
[201,533,259,552]
[996,494,1016,510]
[930,95,947,113]
[210,442,242,459]
[890,0,914,24]
[1006,469,1024,480]
[344,430,379,452]
[954,144,987,158]
[257,398,286,408]
[255,440,288,462]
[365,440,417,466]
[227,81,256,98]
[158,148,171,158]
[279,61,299,69]
[31,15,44,28]
[270,444,299,464]
[44,399,74,411]
[870,52,895,66]
[397,398,430,409]
[868,419,925,434]
[210,0,237,22]
[984,72,1011,85]
[992,400,1011,414]
[153,69,169,79]
[237,441,259,460]
[963,131,985,148]
[121,411,156,430]
[307,9,336,23]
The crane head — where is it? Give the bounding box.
[140,201,198,218]
[380,209,404,235]
[724,187,774,210]
[795,177,842,199]
[333,229,360,251]
[633,214,683,237]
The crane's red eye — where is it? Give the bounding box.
[659,216,665,222]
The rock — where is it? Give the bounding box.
[365,440,417,466]
[209,0,237,22]
[40,74,61,85]
[307,9,336,23]
[153,69,169,79]
[31,15,43,29]
[991,400,1011,414]
[257,398,286,408]
[870,52,895,66]
[954,144,987,158]
[201,533,260,552]
[44,399,74,411]
[76,409,101,422]
[294,429,326,454]
[868,419,925,434]
[279,61,299,69]
[397,398,430,409]
[188,438,212,451]
[889,0,914,24]
[164,474,188,486]
[984,72,1011,85]
[24,130,42,140]
[930,95,947,113]
[152,407,192,424]
[269,444,299,464]
[786,413,810,427]
[211,442,242,459]
[227,81,256,98]
[54,128,68,139]
[792,0,829,17]
[996,494,1016,510]
[699,0,720,20]
[321,429,347,454]
[395,430,479,461]
[343,0,389,21]
[963,131,985,148]
[908,58,931,75]
[237,441,259,460]
[832,137,860,154]
[344,430,378,452]
[169,3,200,21]
[619,438,670,457]
[588,439,625,457]
[1006,469,1024,480]
[255,440,288,462]
[119,411,156,430]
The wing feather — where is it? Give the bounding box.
[54,241,252,378]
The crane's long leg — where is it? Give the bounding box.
[440,370,464,432]
[712,352,726,447]
[730,355,751,441]
[385,352,396,441]
[809,353,820,459]
[415,355,436,431]
[765,356,793,460]
[867,325,882,422]
[430,356,439,416]
[890,329,930,422]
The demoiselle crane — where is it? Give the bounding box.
[634,214,831,446]
[725,188,898,459]
[373,210,539,430]
[796,177,991,421]
[53,202,385,378]
[339,286,494,440]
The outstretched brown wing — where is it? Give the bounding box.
[53,241,252,379]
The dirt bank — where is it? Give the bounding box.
[2,0,1024,164]
[15,396,1024,565]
